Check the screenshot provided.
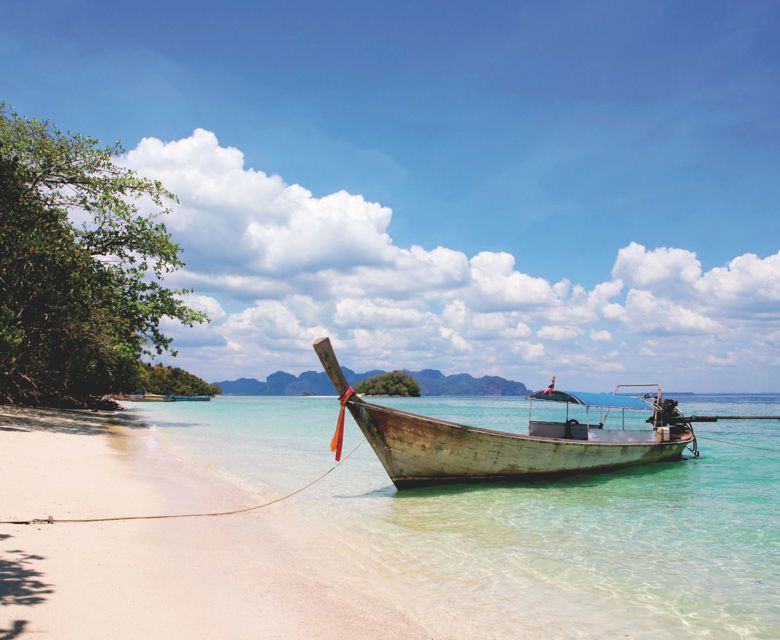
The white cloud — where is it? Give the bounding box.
[126,129,396,275]
[441,301,533,340]
[610,243,780,315]
[158,316,228,349]
[511,341,546,361]
[602,302,626,321]
[696,252,780,310]
[537,325,582,341]
[612,242,701,288]
[589,279,624,308]
[556,354,626,373]
[335,298,431,329]
[707,353,737,366]
[590,329,612,342]
[221,300,327,345]
[468,252,557,311]
[609,289,724,335]
[755,328,780,347]
[179,293,226,321]
[439,327,473,352]
[121,130,780,390]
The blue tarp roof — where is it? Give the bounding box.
[528,389,653,410]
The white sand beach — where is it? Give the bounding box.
[0,405,426,639]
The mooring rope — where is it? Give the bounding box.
[0,441,364,526]
[4,428,778,528]
[695,435,780,453]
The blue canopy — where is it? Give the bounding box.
[528,389,653,410]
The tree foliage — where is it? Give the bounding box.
[355,371,421,397]
[0,106,206,407]
[135,363,220,397]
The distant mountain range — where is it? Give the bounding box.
[212,368,529,397]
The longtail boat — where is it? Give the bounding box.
[313,337,700,489]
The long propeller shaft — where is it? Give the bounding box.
[672,415,780,423]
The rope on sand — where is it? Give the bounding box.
[0,442,364,526]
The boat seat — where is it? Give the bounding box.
[529,420,591,440]
[529,420,566,438]
[567,421,589,440]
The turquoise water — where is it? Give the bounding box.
[127,395,780,639]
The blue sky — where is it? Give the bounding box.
[3,1,780,390]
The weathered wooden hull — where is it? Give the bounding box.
[311,336,693,490]
[347,400,692,489]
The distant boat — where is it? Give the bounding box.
[118,393,174,402]
[313,338,699,489]
[116,393,212,402]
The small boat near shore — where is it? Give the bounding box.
[114,394,211,402]
[115,393,174,402]
[313,337,699,489]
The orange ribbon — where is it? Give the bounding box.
[330,387,355,461]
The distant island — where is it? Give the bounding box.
[212,368,528,397]
[136,363,220,397]
[356,371,421,397]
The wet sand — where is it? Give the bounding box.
[0,405,426,639]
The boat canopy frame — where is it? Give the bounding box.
[527,389,654,411]
[527,386,661,431]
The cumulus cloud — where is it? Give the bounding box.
[126,129,396,275]
[439,327,473,352]
[590,329,612,342]
[468,252,558,311]
[511,341,546,361]
[696,252,780,311]
[556,354,626,374]
[537,325,582,341]
[612,242,702,288]
[610,243,780,315]
[334,298,432,329]
[610,289,724,335]
[179,293,227,321]
[121,130,780,390]
[221,300,328,344]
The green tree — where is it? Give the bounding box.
[355,371,421,397]
[0,106,206,407]
[136,363,220,397]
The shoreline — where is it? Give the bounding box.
[0,404,427,639]
[7,399,775,639]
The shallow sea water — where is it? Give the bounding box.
[127,395,780,639]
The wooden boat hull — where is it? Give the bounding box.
[313,337,693,489]
[348,401,691,488]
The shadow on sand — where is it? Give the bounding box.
[0,405,152,436]
[0,620,26,640]
[0,533,53,638]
